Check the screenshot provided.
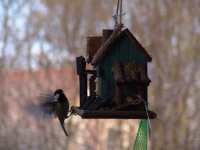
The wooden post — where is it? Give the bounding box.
[89,75,96,96]
[76,56,87,107]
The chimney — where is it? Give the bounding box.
[86,36,102,63]
[86,29,114,63]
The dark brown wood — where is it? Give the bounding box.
[112,102,144,110]
[87,36,103,62]
[117,79,151,86]
[76,57,87,107]
[72,107,157,119]
[89,75,96,96]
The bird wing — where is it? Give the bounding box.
[25,102,56,119]
[39,90,55,103]
[40,101,57,116]
[25,90,57,119]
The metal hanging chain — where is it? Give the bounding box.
[116,0,120,17]
[119,0,123,24]
[113,0,124,27]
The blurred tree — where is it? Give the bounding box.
[0,0,199,150]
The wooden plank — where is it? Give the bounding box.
[72,107,157,119]
[76,57,87,107]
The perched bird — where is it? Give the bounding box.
[26,89,71,136]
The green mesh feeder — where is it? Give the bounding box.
[133,119,148,150]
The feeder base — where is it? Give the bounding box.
[72,107,157,119]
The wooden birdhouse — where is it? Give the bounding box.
[73,26,156,119]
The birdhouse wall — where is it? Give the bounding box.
[97,34,149,104]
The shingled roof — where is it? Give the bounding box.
[91,27,152,66]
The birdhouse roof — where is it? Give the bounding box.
[91,27,152,66]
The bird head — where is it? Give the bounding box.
[54,89,63,95]
[54,89,66,103]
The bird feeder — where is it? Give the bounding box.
[72,25,156,119]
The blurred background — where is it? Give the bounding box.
[0,0,199,149]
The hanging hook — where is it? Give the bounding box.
[113,0,120,27]
[113,0,125,28]
[119,0,123,24]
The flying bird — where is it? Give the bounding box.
[53,89,70,136]
[26,89,71,136]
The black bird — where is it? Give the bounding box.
[28,89,71,136]
[53,89,70,136]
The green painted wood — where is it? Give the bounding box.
[97,34,148,99]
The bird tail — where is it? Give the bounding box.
[59,120,69,136]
